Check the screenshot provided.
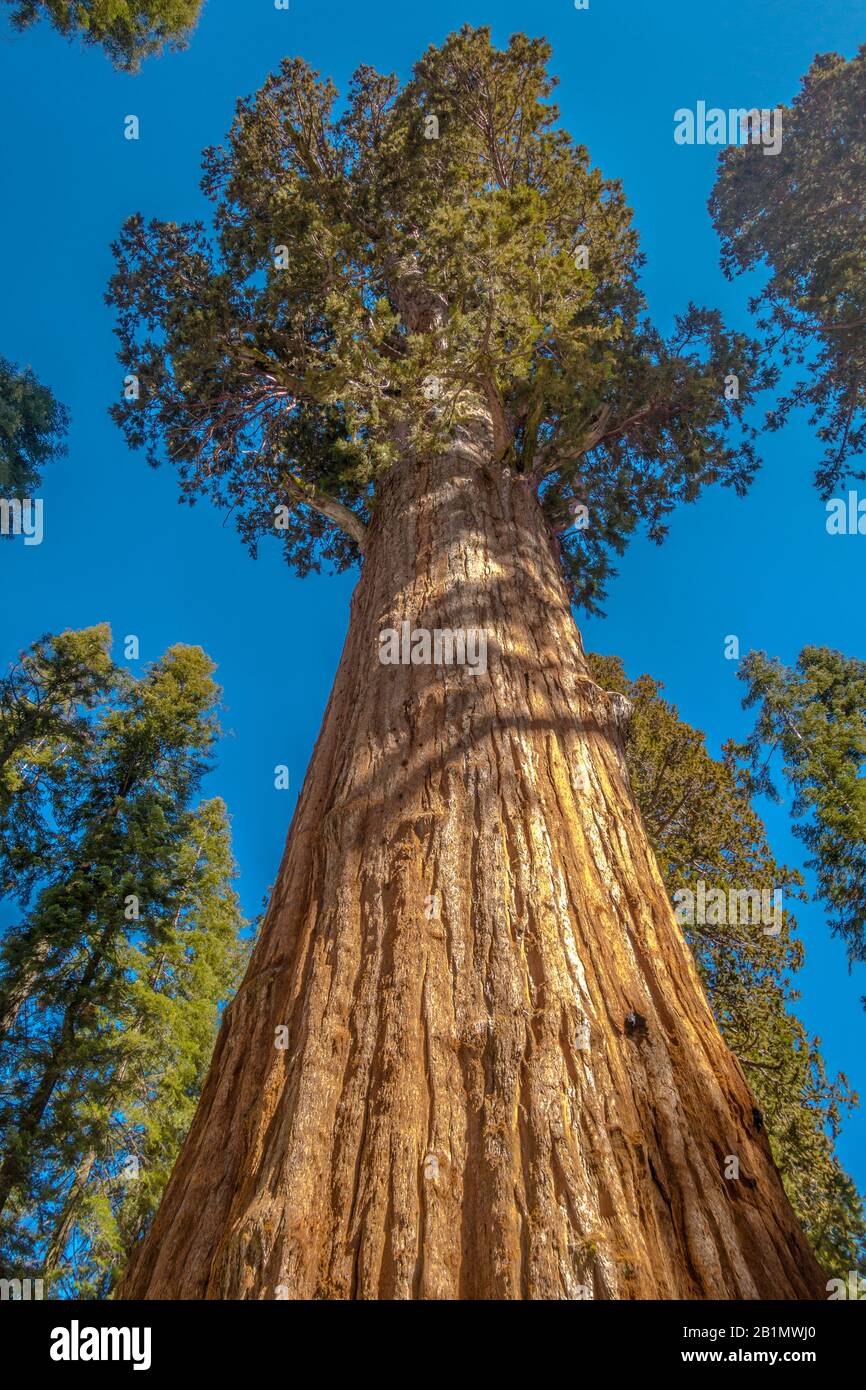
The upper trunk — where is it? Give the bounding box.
[119,416,825,1300]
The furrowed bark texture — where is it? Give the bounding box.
[120,424,824,1301]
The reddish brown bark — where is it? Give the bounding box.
[120,418,825,1300]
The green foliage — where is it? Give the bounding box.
[0,627,247,1294]
[0,624,115,903]
[710,47,866,495]
[737,646,866,983]
[108,26,769,610]
[0,356,68,500]
[4,0,203,69]
[589,652,866,1273]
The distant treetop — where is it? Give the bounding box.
[0,356,68,499]
[711,46,866,497]
[4,0,204,70]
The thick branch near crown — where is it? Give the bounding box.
[532,404,613,479]
[277,467,368,552]
[533,399,693,480]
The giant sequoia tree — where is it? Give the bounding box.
[110,28,824,1300]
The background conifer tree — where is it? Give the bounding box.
[0,630,247,1291]
[0,356,68,504]
[710,46,866,496]
[735,647,866,994]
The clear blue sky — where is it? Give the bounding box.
[1,0,863,1187]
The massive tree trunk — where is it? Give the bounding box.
[119,418,825,1300]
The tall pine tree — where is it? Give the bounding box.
[0,625,115,1035]
[0,631,246,1291]
[41,798,246,1297]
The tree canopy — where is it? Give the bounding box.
[0,356,68,500]
[108,25,769,611]
[3,0,203,70]
[710,46,866,496]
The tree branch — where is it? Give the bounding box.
[279,469,368,552]
[533,404,613,479]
